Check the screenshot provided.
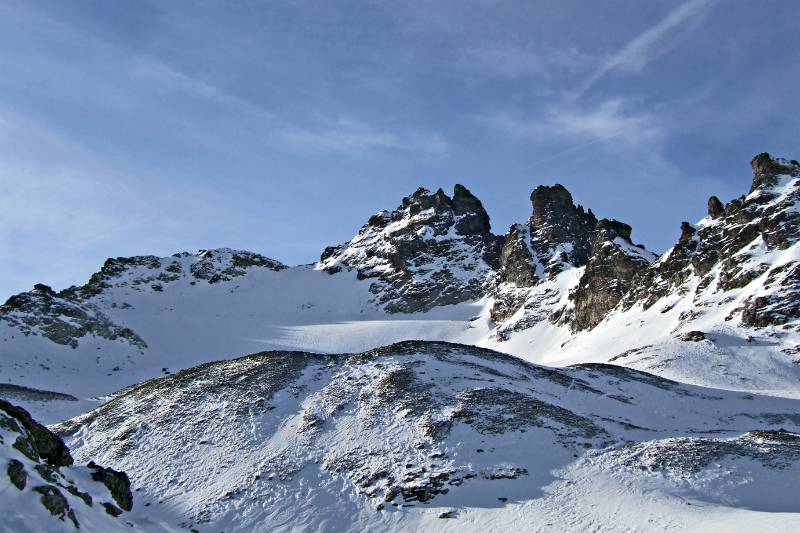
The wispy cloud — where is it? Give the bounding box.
[484,99,660,148]
[282,116,449,156]
[573,0,716,99]
[0,107,239,296]
[466,45,592,80]
[130,58,279,122]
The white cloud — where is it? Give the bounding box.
[573,0,716,99]
[281,116,449,156]
[466,46,592,79]
[484,99,660,148]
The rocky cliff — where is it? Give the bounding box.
[490,183,654,337]
[623,153,800,331]
[318,185,503,313]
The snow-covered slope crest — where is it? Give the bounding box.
[57,341,800,532]
[0,248,286,351]
[318,185,503,313]
[0,399,175,532]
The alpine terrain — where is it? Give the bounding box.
[2,153,800,531]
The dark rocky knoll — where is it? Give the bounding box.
[1,400,133,529]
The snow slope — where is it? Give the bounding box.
[56,341,800,532]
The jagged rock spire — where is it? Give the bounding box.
[750,152,800,192]
[572,219,655,331]
[529,184,597,266]
[492,182,648,331]
[319,185,502,313]
[707,196,724,219]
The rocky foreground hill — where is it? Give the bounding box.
[53,341,800,531]
[0,399,178,531]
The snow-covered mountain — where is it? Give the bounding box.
[1,152,799,531]
[319,184,503,313]
[54,341,800,532]
[1,153,798,417]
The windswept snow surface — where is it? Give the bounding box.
[0,260,490,421]
[56,342,800,532]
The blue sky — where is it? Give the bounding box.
[1,0,798,299]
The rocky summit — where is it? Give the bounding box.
[623,153,800,328]
[319,185,503,313]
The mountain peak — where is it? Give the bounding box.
[750,152,800,192]
[319,184,502,313]
[707,196,724,218]
[595,219,633,242]
[528,183,597,267]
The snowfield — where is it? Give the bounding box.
[2,252,797,424]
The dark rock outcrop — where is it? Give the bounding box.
[0,399,73,467]
[572,219,654,331]
[624,153,800,330]
[497,225,538,288]
[708,196,724,219]
[1,288,147,349]
[527,184,597,269]
[678,331,706,342]
[7,459,27,490]
[750,152,800,192]
[319,185,503,313]
[33,485,79,528]
[88,461,133,512]
[1,401,134,527]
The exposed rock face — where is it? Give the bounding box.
[624,153,800,330]
[572,220,656,331]
[0,399,73,467]
[1,401,134,529]
[678,331,706,342]
[750,152,800,192]
[7,459,27,490]
[88,461,133,512]
[0,286,147,350]
[319,185,503,313]
[490,183,644,336]
[528,184,597,268]
[708,196,724,219]
[497,224,539,287]
[71,248,286,299]
[190,249,286,283]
